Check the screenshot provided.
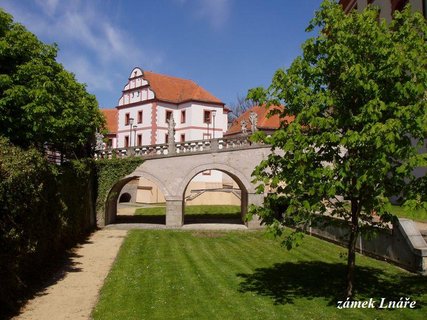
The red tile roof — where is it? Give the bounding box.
[225,105,294,136]
[143,71,224,105]
[101,109,118,133]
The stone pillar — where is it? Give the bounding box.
[246,193,265,229]
[211,138,219,151]
[166,197,183,227]
[167,117,176,155]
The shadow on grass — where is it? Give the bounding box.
[116,215,166,224]
[185,213,242,225]
[119,213,242,225]
[237,261,427,307]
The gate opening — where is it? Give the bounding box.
[183,170,245,225]
[115,177,166,224]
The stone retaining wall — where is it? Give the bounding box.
[309,217,427,274]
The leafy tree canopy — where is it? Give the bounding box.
[0,9,104,157]
[248,0,427,297]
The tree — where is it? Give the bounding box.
[248,1,427,298]
[228,94,256,123]
[0,9,104,157]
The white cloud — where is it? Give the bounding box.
[1,0,163,106]
[197,0,231,30]
[173,0,232,30]
[35,0,59,16]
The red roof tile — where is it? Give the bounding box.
[225,105,294,136]
[143,71,224,105]
[101,109,118,133]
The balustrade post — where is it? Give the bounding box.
[211,138,219,151]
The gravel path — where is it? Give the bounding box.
[12,229,127,320]
[10,216,426,320]
[11,222,246,320]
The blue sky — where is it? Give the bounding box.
[0,0,323,108]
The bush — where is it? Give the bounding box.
[0,137,96,317]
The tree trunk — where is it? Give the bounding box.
[345,198,359,298]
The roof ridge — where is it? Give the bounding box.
[141,70,223,105]
[144,70,195,84]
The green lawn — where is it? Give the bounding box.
[134,206,166,216]
[134,205,241,220]
[92,230,427,320]
[390,205,427,222]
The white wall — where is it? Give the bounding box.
[115,67,228,147]
[117,103,153,148]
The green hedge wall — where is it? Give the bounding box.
[0,137,143,317]
[0,138,96,317]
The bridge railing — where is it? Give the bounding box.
[94,135,264,160]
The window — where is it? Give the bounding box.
[181,110,186,123]
[137,134,142,146]
[166,110,173,123]
[203,110,211,123]
[124,136,129,148]
[138,110,143,124]
[180,134,185,142]
[125,113,130,126]
[107,139,113,148]
[165,133,169,143]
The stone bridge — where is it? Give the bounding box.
[96,136,271,229]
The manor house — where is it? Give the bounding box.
[102,67,237,206]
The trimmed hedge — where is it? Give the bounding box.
[0,137,144,317]
[0,138,96,317]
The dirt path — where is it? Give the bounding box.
[13,229,127,320]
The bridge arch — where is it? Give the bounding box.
[178,163,254,197]
[181,164,250,224]
[104,171,170,225]
[101,146,267,228]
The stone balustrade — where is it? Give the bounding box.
[94,135,263,160]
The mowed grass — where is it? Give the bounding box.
[135,205,241,219]
[92,230,427,320]
[390,205,427,222]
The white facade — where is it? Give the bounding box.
[116,67,228,148]
[115,67,230,189]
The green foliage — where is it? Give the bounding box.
[0,137,96,316]
[248,0,427,297]
[94,158,144,214]
[390,205,427,222]
[93,230,427,320]
[0,9,104,157]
